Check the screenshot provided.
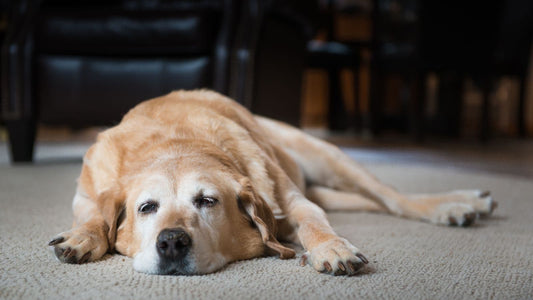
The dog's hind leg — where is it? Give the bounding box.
[256,116,496,226]
[306,186,385,212]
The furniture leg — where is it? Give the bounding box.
[6,118,36,162]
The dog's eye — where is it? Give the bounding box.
[194,196,218,208]
[138,201,159,214]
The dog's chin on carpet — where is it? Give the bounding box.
[156,258,194,276]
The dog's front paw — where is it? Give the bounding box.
[300,238,368,276]
[48,227,108,264]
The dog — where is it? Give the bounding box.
[48,90,497,276]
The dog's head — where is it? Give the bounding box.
[102,148,294,275]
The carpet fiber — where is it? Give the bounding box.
[1,161,532,299]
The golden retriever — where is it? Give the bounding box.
[48,90,497,275]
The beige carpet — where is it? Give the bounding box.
[1,161,532,299]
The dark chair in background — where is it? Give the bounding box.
[307,39,361,131]
[418,0,504,140]
[418,0,532,140]
[491,0,533,138]
[369,0,533,140]
[1,0,313,162]
[368,0,422,139]
[305,0,363,131]
[230,0,317,127]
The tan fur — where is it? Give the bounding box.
[49,90,497,276]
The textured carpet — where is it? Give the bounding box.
[1,161,532,299]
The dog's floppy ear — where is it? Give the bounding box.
[238,178,295,259]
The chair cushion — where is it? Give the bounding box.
[37,55,212,126]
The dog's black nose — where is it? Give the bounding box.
[156,228,191,259]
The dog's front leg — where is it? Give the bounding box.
[284,190,369,276]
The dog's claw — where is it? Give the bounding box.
[323,262,332,273]
[48,237,64,246]
[356,253,369,264]
[480,190,490,198]
[79,252,91,264]
[299,255,308,267]
[52,246,81,263]
[462,212,477,227]
[448,216,458,226]
[348,260,365,275]
[62,247,72,258]
[65,248,77,259]
[346,261,356,274]
[338,262,346,272]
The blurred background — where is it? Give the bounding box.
[0,0,532,175]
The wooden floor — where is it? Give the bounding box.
[320,131,533,178]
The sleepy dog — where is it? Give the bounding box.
[49,90,497,276]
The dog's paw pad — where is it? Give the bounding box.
[300,238,368,276]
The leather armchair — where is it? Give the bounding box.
[1,0,315,163]
[2,0,237,162]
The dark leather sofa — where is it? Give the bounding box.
[1,0,315,162]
